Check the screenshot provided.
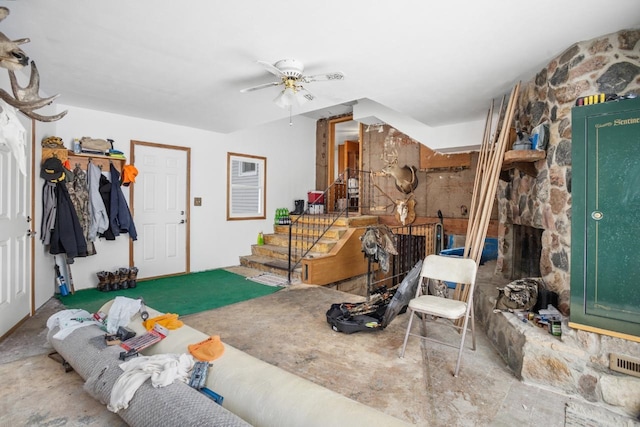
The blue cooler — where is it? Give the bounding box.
[440,237,498,288]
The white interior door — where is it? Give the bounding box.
[0,118,31,338]
[133,143,189,279]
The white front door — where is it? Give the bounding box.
[132,142,189,279]
[0,115,31,338]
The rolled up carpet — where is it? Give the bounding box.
[48,323,250,427]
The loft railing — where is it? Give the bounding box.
[365,222,436,299]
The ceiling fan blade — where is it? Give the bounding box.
[297,87,315,104]
[240,81,282,93]
[257,60,285,78]
[301,71,345,83]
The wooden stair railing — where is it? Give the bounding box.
[287,168,370,282]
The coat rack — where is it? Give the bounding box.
[66,150,124,173]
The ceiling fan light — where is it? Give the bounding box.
[274,87,297,109]
[274,85,314,109]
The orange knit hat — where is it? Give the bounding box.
[188,335,225,362]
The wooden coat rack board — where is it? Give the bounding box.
[66,150,125,173]
[41,148,125,173]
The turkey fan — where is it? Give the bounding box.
[240,59,344,108]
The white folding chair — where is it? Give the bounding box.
[399,254,478,377]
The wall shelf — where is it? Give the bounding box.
[502,150,546,176]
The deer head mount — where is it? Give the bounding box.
[380,150,418,194]
[0,7,66,122]
[395,194,416,226]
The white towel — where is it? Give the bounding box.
[108,353,194,412]
[46,309,98,340]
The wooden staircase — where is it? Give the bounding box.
[239,214,379,284]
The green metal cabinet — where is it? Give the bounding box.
[570,97,640,338]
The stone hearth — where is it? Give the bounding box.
[475,261,640,419]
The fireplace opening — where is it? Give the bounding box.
[511,225,543,279]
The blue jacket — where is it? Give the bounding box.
[109,164,138,240]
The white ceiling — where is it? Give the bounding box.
[2,1,639,135]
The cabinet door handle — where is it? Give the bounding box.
[591,211,603,221]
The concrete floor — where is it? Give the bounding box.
[0,264,575,426]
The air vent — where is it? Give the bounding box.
[609,353,640,378]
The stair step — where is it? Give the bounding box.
[342,215,379,227]
[273,224,347,240]
[290,214,378,228]
[239,255,301,280]
[265,234,336,253]
[251,244,326,261]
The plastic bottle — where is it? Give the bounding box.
[55,265,69,296]
[72,138,81,154]
[257,231,264,245]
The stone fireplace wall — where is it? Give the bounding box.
[496,29,640,316]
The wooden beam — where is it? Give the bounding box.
[569,322,640,344]
[419,145,472,170]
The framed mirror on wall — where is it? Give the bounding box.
[227,152,266,220]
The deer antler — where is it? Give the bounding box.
[0,7,66,122]
[0,61,67,121]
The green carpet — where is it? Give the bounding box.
[58,269,281,316]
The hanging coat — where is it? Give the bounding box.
[99,173,115,240]
[109,163,137,240]
[87,162,109,241]
[49,182,88,263]
[40,181,57,245]
[67,164,96,255]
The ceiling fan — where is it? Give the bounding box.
[240,59,344,109]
